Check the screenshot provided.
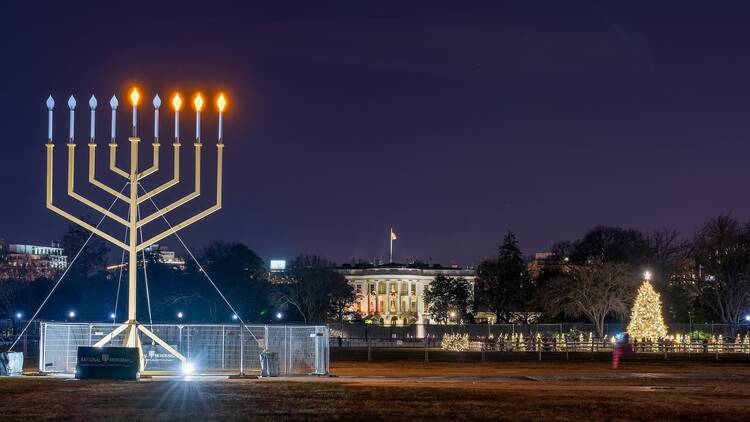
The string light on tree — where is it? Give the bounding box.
[627,271,668,340]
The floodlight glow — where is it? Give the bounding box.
[15,312,22,319]
[68,311,76,318]
[449,311,456,318]
[232,314,239,321]
[177,311,184,319]
[746,315,750,322]
[110,313,116,319]
[276,312,282,320]
[182,362,195,375]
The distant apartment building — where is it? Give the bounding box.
[0,242,67,281]
[145,244,186,270]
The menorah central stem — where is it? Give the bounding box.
[126,137,140,348]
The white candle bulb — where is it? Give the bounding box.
[217,94,227,143]
[46,96,55,142]
[193,94,204,142]
[67,95,76,142]
[89,95,97,141]
[110,95,118,142]
[153,94,161,142]
[129,88,140,137]
[172,94,182,142]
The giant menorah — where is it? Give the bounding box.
[45,87,228,370]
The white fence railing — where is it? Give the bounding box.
[39,322,329,375]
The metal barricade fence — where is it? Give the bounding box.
[328,322,750,341]
[39,322,329,375]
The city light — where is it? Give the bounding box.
[68,311,76,318]
[15,312,22,319]
[177,311,184,319]
[276,312,283,320]
[449,311,456,319]
[110,313,116,320]
[746,315,750,322]
[232,314,239,321]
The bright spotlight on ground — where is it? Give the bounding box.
[182,363,195,375]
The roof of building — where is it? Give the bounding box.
[337,262,475,277]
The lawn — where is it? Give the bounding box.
[1,361,749,421]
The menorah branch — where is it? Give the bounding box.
[46,144,129,250]
[137,143,202,228]
[136,144,223,251]
[137,143,160,180]
[88,143,129,202]
[109,143,130,179]
[66,144,129,227]
[137,143,181,204]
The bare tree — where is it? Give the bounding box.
[691,216,750,325]
[540,263,638,337]
[274,255,355,324]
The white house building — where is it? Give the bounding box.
[337,263,476,325]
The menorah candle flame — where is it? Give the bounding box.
[44,86,229,371]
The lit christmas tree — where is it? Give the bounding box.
[627,271,668,340]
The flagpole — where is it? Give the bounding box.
[389,227,393,263]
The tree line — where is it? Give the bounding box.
[466,216,750,335]
[0,224,355,332]
[2,215,750,334]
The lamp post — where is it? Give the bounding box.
[45,87,228,372]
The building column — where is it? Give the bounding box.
[407,282,412,315]
[396,282,401,316]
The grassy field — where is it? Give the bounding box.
[2,361,750,421]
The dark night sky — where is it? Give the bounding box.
[2,1,750,266]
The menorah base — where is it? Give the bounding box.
[91,321,187,373]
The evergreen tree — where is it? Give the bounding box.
[627,274,668,340]
[475,231,534,322]
[497,232,534,322]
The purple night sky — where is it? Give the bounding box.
[2,1,750,266]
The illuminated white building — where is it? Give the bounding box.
[337,264,475,325]
[0,242,67,280]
